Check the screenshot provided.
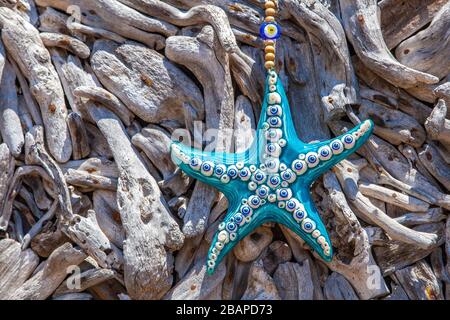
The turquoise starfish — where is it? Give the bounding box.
[171,70,373,274]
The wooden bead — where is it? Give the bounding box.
[265,46,275,54]
[265,1,276,9]
[265,8,276,17]
[265,53,275,61]
[265,16,275,23]
[265,61,275,69]
[265,40,275,46]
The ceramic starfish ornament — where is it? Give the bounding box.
[170,2,373,275]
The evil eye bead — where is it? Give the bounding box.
[265,128,283,142]
[218,230,229,243]
[248,195,261,208]
[285,198,300,212]
[265,158,280,173]
[281,169,296,183]
[277,188,292,201]
[252,170,267,184]
[302,219,316,233]
[189,157,202,171]
[227,165,239,179]
[330,140,344,155]
[234,213,245,226]
[268,116,282,128]
[214,164,226,177]
[267,104,282,116]
[240,205,253,217]
[318,146,332,161]
[226,222,238,233]
[268,175,281,188]
[266,143,281,157]
[201,161,215,176]
[342,134,355,149]
[268,92,282,105]
[293,208,307,222]
[292,159,307,175]
[260,22,281,40]
[256,185,269,199]
[239,167,251,181]
[306,152,320,168]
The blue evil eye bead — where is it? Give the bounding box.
[330,139,344,155]
[240,205,253,217]
[305,152,320,168]
[293,208,307,222]
[260,22,281,40]
[342,134,355,149]
[302,218,316,233]
[266,143,281,157]
[267,104,282,116]
[234,213,245,226]
[276,188,292,201]
[265,158,280,173]
[201,161,215,176]
[227,165,238,179]
[285,198,300,212]
[239,167,251,181]
[252,170,267,184]
[318,146,332,161]
[248,195,261,209]
[292,159,307,175]
[281,169,296,183]
[268,92,282,105]
[268,116,282,128]
[265,128,282,142]
[214,164,226,177]
[217,230,229,243]
[268,175,281,188]
[189,157,202,171]
[226,222,238,233]
[256,185,269,199]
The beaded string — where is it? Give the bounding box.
[260,0,281,70]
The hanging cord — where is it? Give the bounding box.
[260,1,281,70]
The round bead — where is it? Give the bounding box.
[236,162,244,170]
[301,219,316,233]
[278,139,287,147]
[312,230,321,238]
[268,175,281,188]
[268,116,282,128]
[229,232,237,241]
[189,157,202,171]
[240,205,253,217]
[330,139,344,155]
[248,181,257,191]
[268,194,277,202]
[252,169,267,184]
[265,46,275,54]
[276,188,292,201]
[305,152,320,168]
[268,92,282,104]
[265,8,276,16]
[268,75,277,85]
[215,242,224,250]
[317,236,326,245]
[265,61,275,70]
[201,161,215,176]
[220,175,230,184]
[239,167,251,181]
[265,1,276,9]
[248,195,262,208]
[265,16,275,22]
[342,134,355,149]
[265,53,275,62]
[318,146,332,161]
[207,260,215,268]
[218,230,229,243]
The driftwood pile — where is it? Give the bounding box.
[0,0,449,300]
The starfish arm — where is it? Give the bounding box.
[170,141,256,196]
[300,119,374,185]
[277,191,333,262]
[206,201,277,274]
